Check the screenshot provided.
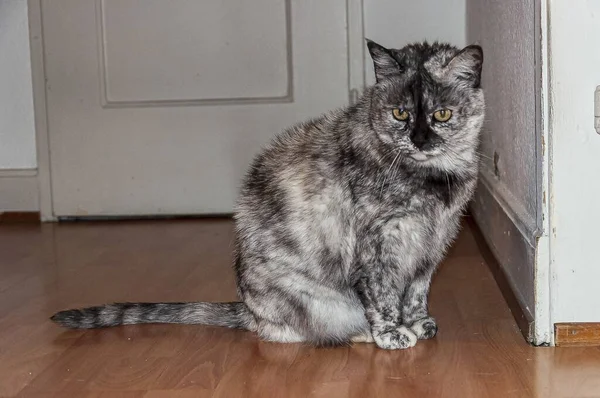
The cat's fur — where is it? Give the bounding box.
[51,40,484,350]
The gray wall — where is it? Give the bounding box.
[0,0,37,169]
[467,0,540,331]
[0,0,39,212]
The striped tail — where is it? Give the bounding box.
[50,301,256,330]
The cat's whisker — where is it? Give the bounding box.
[389,153,405,188]
[380,150,402,198]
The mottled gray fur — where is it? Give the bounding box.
[52,40,485,350]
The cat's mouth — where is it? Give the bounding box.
[410,153,430,161]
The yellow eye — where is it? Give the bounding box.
[433,109,453,122]
[392,109,409,121]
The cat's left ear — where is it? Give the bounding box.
[366,39,402,82]
[445,45,483,88]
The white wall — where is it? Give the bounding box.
[363,0,465,85]
[548,1,600,323]
[0,0,37,170]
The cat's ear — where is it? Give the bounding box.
[366,39,402,82]
[445,45,483,88]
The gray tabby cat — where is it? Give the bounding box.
[52,40,484,350]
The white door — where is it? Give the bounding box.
[42,0,355,216]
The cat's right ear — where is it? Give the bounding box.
[366,39,402,83]
[444,45,484,88]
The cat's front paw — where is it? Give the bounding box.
[373,326,417,350]
[410,317,438,340]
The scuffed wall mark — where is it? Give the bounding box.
[541,132,546,154]
[493,151,500,178]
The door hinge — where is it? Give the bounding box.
[595,86,600,134]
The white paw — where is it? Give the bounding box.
[373,326,417,350]
[410,317,438,340]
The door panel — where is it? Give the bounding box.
[43,0,350,216]
[101,0,290,103]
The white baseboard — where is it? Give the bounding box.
[0,169,39,211]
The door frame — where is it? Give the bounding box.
[28,0,54,221]
[532,0,552,346]
[28,0,366,221]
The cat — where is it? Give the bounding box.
[51,39,485,350]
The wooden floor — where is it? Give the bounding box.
[1,218,599,398]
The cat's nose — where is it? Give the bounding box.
[410,129,440,151]
[410,134,429,150]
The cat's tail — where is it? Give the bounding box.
[50,301,256,331]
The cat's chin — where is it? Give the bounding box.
[408,153,453,170]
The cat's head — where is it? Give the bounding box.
[366,40,485,173]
